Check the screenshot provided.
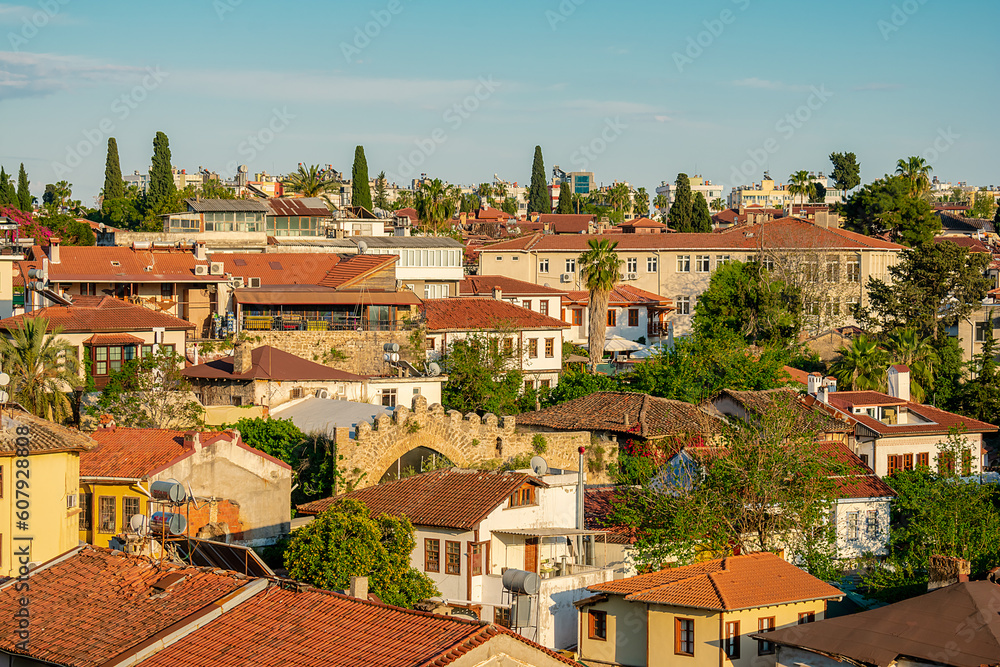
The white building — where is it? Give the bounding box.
[655,174,725,215]
[561,284,674,345]
[459,276,567,320]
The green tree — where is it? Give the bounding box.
[459,193,478,214]
[859,240,991,339]
[351,146,373,211]
[0,317,80,422]
[968,192,997,220]
[668,173,692,231]
[528,145,548,214]
[500,196,517,216]
[0,168,16,208]
[103,138,124,201]
[373,170,389,210]
[829,151,861,196]
[579,239,622,371]
[607,183,630,213]
[282,164,340,198]
[810,181,827,203]
[544,366,620,406]
[693,261,802,346]
[47,215,96,246]
[146,131,176,215]
[231,416,306,464]
[557,181,572,214]
[895,156,932,197]
[89,348,203,428]
[830,334,890,391]
[16,163,31,212]
[633,187,649,217]
[690,191,712,233]
[415,178,450,234]
[883,328,938,403]
[954,325,1000,423]
[441,331,538,415]
[787,170,812,207]
[197,180,236,199]
[476,182,494,207]
[710,197,725,212]
[842,175,941,246]
[653,193,668,216]
[284,499,438,608]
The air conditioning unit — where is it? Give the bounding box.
[231,277,244,289]
[194,264,209,276]
[249,277,261,288]
[209,262,225,276]
[624,272,638,281]
[316,389,330,399]
[560,273,573,283]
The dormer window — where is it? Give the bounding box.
[509,484,536,508]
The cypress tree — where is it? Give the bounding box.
[104,138,124,201]
[16,164,30,211]
[691,191,713,233]
[529,145,548,214]
[557,181,573,214]
[351,146,372,211]
[147,131,176,214]
[0,168,15,208]
[669,173,693,232]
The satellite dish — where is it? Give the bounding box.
[383,353,391,362]
[530,456,548,476]
[129,514,150,535]
[357,240,368,254]
[426,362,441,377]
[0,373,10,386]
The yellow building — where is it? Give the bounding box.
[0,408,97,576]
[577,552,842,667]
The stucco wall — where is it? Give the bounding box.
[833,498,891,559]
[245,329,419,376]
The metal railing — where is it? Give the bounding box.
[242,315,415,332]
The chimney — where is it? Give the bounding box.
[887,365,910,402]
[184,430,202,452]
[233,341,253,375]
[349,576,368,600]
[49,237,61,264]
[928,555,970,591]
[492,287,502,301]
[193,242,208,262]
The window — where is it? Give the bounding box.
[847,512,859,540]
[588,610,608,640]
[81,283,97,296]
[760,256,775,272]
[445,541,461,574]
[695,255,710,272]
[803,259,820,283]
[540,379,550,389]
[98,496,116,534]
[866,509,879,537]
[962,449,972,475]
[522,299,532,311]
[231,395,243,407]
[161,282,175,299]
[648,256,659,272]
[503,338,514,355]
[539,259,549,273]
[79,492,92,531]
[626,257,637,273]
[470,542,487,576]
[826,255,840,282]
[861,453,870,467]
[917,452,929,468]
[724,621,740,659]
[939,451,956,475]
[805,301,821,317]
[425,337,435,351]
[528,339,538,358]
[902,453,914,471]
[381,388,397,408]
[509,485,536,507]
[676,296,691,315]
[122,496,140,531]
[628,309,639,327]
[90,345,138,376]
[290,387,303,400]
[675,618,695,656]
[798,612,816,624]
[524,379,534,393]
[887,454,900,475]
[544,338,555,358]
[757,617,775,655]
[572,309,583,326]
[847,256,861,283]
[494,606,512,628]
[495,256,503,262]
[539,300,549,316]
[715,254,731,267]
[607,310,617,327]
[565,259,576,273]
[674,255,689,272]
[425,539,440,572]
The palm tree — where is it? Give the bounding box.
[415,178,449,234]
[830,335,890,391]
[579,239,622,371]
[0,317,80,421]
[607,183,630,213]
[895,156,932,197]
[710,197,725,212]
[653,193,668,214]
[633,187,650,217]
[493,181,508,202]
[282,164,341,198]
[787,170,812,208]
[476,182,494,207]
[884,328,938,402]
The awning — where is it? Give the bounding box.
[234,288,421,306]
[84,333,144,346]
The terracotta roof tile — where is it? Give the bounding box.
[0,546,250,667]
[816,441,896,499]
[0,296,194,333]
[211,252,342,287]
[316,253,397,289]
[32,246,216,283]
[460,275,569,297]
[710,388,853,434]
[563,284,673,307]
[0,407,97,454]
[588,552,842,610]
[828,391,998,436]
[266,197,332,217]
[296,468,543,529]
[182,345,367,382]
[584,486,638,545]
[421,297,570,332]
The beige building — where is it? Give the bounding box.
[577,552,842,667]
[480,218,904,334]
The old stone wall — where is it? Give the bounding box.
[243,329,420,376]
[336,394,608,488]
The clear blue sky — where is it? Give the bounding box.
[1,0,996,204]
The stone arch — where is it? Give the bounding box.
[369,432,472,483]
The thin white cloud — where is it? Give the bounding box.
[731,77,809,92]
[0,51,145,99]
[0,3,73,25]
[853,82,902,91]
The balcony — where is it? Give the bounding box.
[647,321,671,337]
[241,314,414,333]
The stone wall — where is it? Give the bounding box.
[244,329,420,376]
[334,394,608,488]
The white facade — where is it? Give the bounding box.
[426,327,565,389]
[655,175,725,214]
[561,302,658,345]
[831,497,891,559]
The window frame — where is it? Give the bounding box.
[847,511,859,541]
[866,509,879,537]
[724,620,740,659]
[648,256,659,272]
[528,338,538,358]
[675,617,695,656]
[572,309,583,326]
[607,309,617,327]
[757,617,775,655]
[628,309,639,327]
[97,496,116,534]
[424,538,440,573]
[695,255,710,273]
[588,610,608,641]
[674,255,688,273]
[539,258,549,273]
[544,338,555,358]
[79,492,93,531]
[798,611,816,624]
[445,540,461,575]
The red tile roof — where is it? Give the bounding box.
[563,284,673,307]
[395,207,419,222]
[138,584,575,667]
[476,207,511,221]
[421,297,570,332]
[266,197,333,217]
[460,275,569,297]
[709,388,854,434]
[0,546,251,667]
[933,235,991,253]
[0,407,97,454]
[316,253,397,289]
[32,246,216,283]
[587,551,842,610]
[81,427,290,480]
[296,469,544,529]
[537,213,594,233]
[620,217,666,229]
[584,486,638,545]
[485,218,904,252]
[827,391,998,436]
[817,441,896,499]
[517,392,724,439]
[0,296,194,333]
[182,345,366,382]
[211,252,339,286]
[84,333,144,346]
[782,366,811,385]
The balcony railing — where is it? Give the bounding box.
[241,315,414,332]
[647,321,671,337]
